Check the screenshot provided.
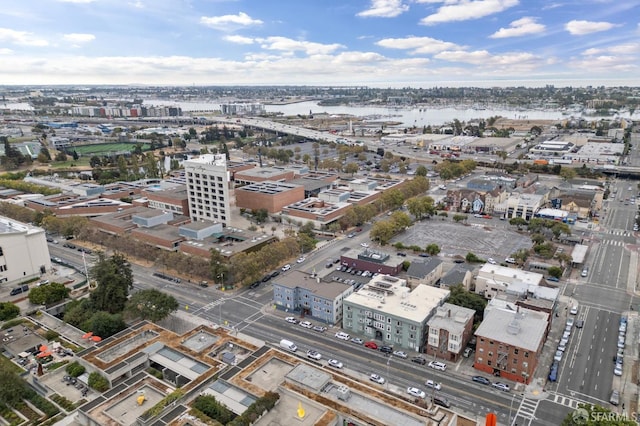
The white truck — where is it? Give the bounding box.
[279,339,297,352]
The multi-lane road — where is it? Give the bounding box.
[45,174,640,425]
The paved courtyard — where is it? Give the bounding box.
[393,220,532,260]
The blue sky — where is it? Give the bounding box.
[0,0,638,87]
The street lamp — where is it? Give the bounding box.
[508,393,516,426]
[386,355,393,389]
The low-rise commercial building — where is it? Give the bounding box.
[235,181,305,213]
[474,264,544,300]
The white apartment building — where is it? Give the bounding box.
[0,216,51,285]
[184,154,231,226]
[474,264,544,300]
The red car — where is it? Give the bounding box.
[364,341,378,350]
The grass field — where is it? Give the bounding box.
[73,143,150,155]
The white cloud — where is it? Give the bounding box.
[56,0,96,3]
[256,36,344,55]
[376,36,462,54]
[224,35,254,45]
[565,20,617,35]
[490,17,545,38]
[357,0,409,18]
[435,49,539,68]
[583,43,640,56]
[63,33,95,45]
[0,48,13,54]
[0,28,48,46]
[420,0,519,25]
[200,12,263,31]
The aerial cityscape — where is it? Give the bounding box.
[1,1,640,426]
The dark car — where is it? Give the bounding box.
[472,376,491,386]
[249,281,261,289]
[379,345,393,354]
[548,361,559,382]
[411,356,426,365]
[397,252,407,257]
[261,275,271,282]
[576,319,584,328]
[432,396,451,408]
[270,270,280,278]
[418,253,430,258]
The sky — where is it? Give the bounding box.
[0,0,638,87]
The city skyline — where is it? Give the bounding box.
[0,0,638,87]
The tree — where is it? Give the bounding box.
[447,284,487,321]
[453,214,467,223]
[345,162,359,175]
[509,217,528,230]
[370,220,396,245]
[0,302,19,321]
[415,165,427,177]
[425,243,440,256]
[125,289,178,322]
[28,282,70,305]
[88,372,110,392]
[548,266,563,278]
[86,311,125,338]
[465,252,482,263]
[90,253,133,313]
[560,167,577,181]
[0,369,29,406]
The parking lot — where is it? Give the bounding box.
[394,220,532,260]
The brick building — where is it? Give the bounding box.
[426,303,475,361]
[473,308,547,384]
[235,181,305,213]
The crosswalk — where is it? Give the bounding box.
[511,397,539,425]
[607,230,633,236]
[601,239,625,246]
[550,393,582,409]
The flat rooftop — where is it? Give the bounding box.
[475,308,547,352]
[344,275,450,323]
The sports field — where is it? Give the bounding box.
[73,143,150,155]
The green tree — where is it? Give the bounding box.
[548,266,563,278]
[415,165,427,177]
[452,214,467,223]
[0,302,19,321]
[425,243,440,256]
[559,167,577,181]
[509,217,528,230]
[65,362,86,377]
[465,252,482,263]
[344,162,359,175]
[370,220,396,245]
[447,284,487,321]
[86,311,126,338]
[0,369,29,406]
[90,252,133,313]
[28,282,70,305]
[125,289,178,322]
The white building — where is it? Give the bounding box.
[184,154,231,226]
[0,216,51,284]
[474,264,544,300]
[342,275,450,351]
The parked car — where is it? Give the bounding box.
[379,345,393,354]
[393,350,408,359]
[285,317,298,324]
[281,264,291,272]
[463,347,474,358]
[335,331,350,340]
[570,306,579,315]
[299,321,313,329]
[472,376,491,386]
[610,390,620,406]
[364,341,378,350]
[505,257,516,264]
[576,320,584,328]
[554,350,563,362]
[428,361,447,371]
[350,337,364,345]
[614,363,623,376]
[492,382,510,392]
[411,356,427,365]
[549,361,559,382]
[297,256,306,263]
[360,243,369,248]
[487,258,497,264]
[312,325,327,333]
[432,395,451,408]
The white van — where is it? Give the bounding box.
[279,339,297,352]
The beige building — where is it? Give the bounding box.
[184,154,232,226]
[0,216,51,285]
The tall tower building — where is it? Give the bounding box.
[184,154,231,226]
